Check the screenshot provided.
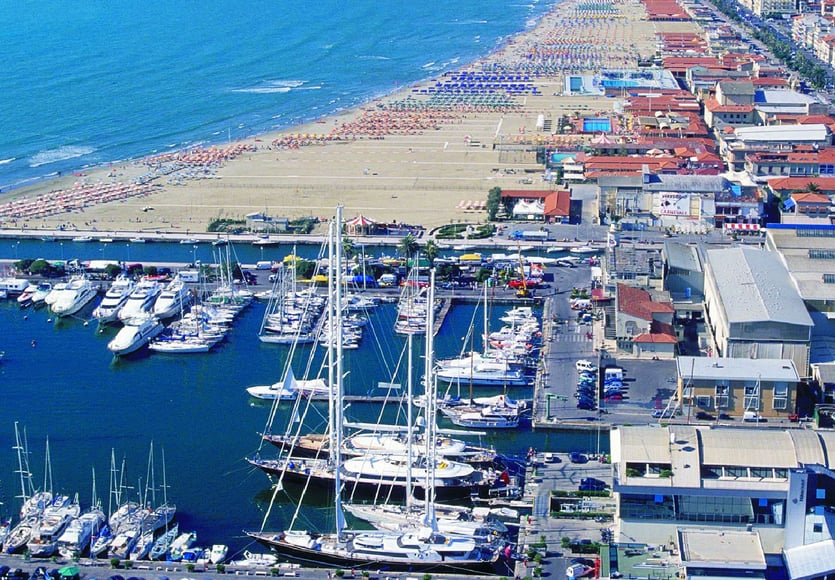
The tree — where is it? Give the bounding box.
[342,236,356,261]
[398,234,419,259]
[423,240,439,267]
[487,186,502,221]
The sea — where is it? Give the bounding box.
[0,0,614,560]
[0,0,557,192]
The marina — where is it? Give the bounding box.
[0,235,608,572]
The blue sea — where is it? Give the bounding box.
[0,0,555,192]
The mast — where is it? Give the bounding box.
[333,206,346,537]
[43,436,53,495]
[422,269,438,531]
[13,422,30,508]
[406,332,414,507]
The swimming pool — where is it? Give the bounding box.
[583,118,611,132]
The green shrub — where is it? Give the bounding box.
[110,558,120,569]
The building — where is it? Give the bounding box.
[245,212,290,233]
[703,246,813,375]
[676,356,800,420]
[614,283,675,355]
[661,241,704,319]
[718,124,831,172]
[610,425,835,554]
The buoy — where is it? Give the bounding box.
[47,318,53,323]
[23,315,28,320]
[31,340,36,348]
[83,321,89,327]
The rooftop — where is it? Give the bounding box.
[676,356,800,382]
[705,246,813,327]
[678,529,766,570]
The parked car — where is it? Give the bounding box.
[652,408,680,419]
[579,477,608,491]
[604,393,623,402]
[695,411,715,421]
[569,451,588,463]
[576,360,597,372]
[544,453,561,463]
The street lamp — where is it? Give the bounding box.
[192,245,198,266]
[60,242,64,261]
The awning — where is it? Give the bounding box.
[724,223,760,231]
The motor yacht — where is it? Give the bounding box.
[118,278,162,322]
[152,275,192,319]
[51,275,98,317]
[93,274,136,323]
[107,313,164,356]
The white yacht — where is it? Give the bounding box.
[93,275,136,323]
[27,494,81,557]
[152,275,192,319]
[56,508,105,559]
[107,313,164,356]
[118,278,162,322]
[51,275,98,317]
[30,282,53,307]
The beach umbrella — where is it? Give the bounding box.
[59,567,80,580]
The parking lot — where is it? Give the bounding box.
[537,279,682,427]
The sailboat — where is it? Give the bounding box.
[4,423,52,554]
[246,208,511,575]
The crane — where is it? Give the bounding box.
[515,245,532,299]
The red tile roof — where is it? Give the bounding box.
[617,284,674,321]
[768,176,835,192]
[544,190,571,217]
[500,190,550,200]
[633,332,678,343]
[791,192,832,203]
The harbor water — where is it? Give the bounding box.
[0,238,608,558]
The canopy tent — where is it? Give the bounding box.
[512,199,545,219]
[345,214,377,236]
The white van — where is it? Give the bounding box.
[378,273,398,287]
[571,299,591,310]
[743,411,761,422]
[255,260,273,270]
[576,360,597,372]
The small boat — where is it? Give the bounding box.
[99,237,114,243]
[168,531,197,561]
[107,314,164,356]
[211,238,228,247]
[246,381,296,401]
[179,238,200,245]
[253,237,279,246]
[129,237,146,244]
[30,282,52,307]
[209,544,228,564]
[569,245,600,255]
[16,284,38,307]
[72,236,93,243]
[230,550,278,567]
[149,523,178,561]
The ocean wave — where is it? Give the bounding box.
[29,145,96,168]
[231,79,306,94]
[358,55,392,61]
[0,157,15,165]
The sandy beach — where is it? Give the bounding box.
[0,0,691,233]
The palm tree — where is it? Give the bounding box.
[423,239,439,267]
[342,236,356,260]
[398,234,419,260]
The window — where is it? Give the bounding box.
[773,384,788,410]
[751,467,771,479]
[774,468,788,479]
[744,384,760,410]
[696,395,712,408]
[715,384,729,408]
[724,466,747,478]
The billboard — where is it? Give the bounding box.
[658,192,690,216]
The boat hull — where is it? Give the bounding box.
[248,532,508,576]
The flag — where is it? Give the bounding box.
[500,470,511,484]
